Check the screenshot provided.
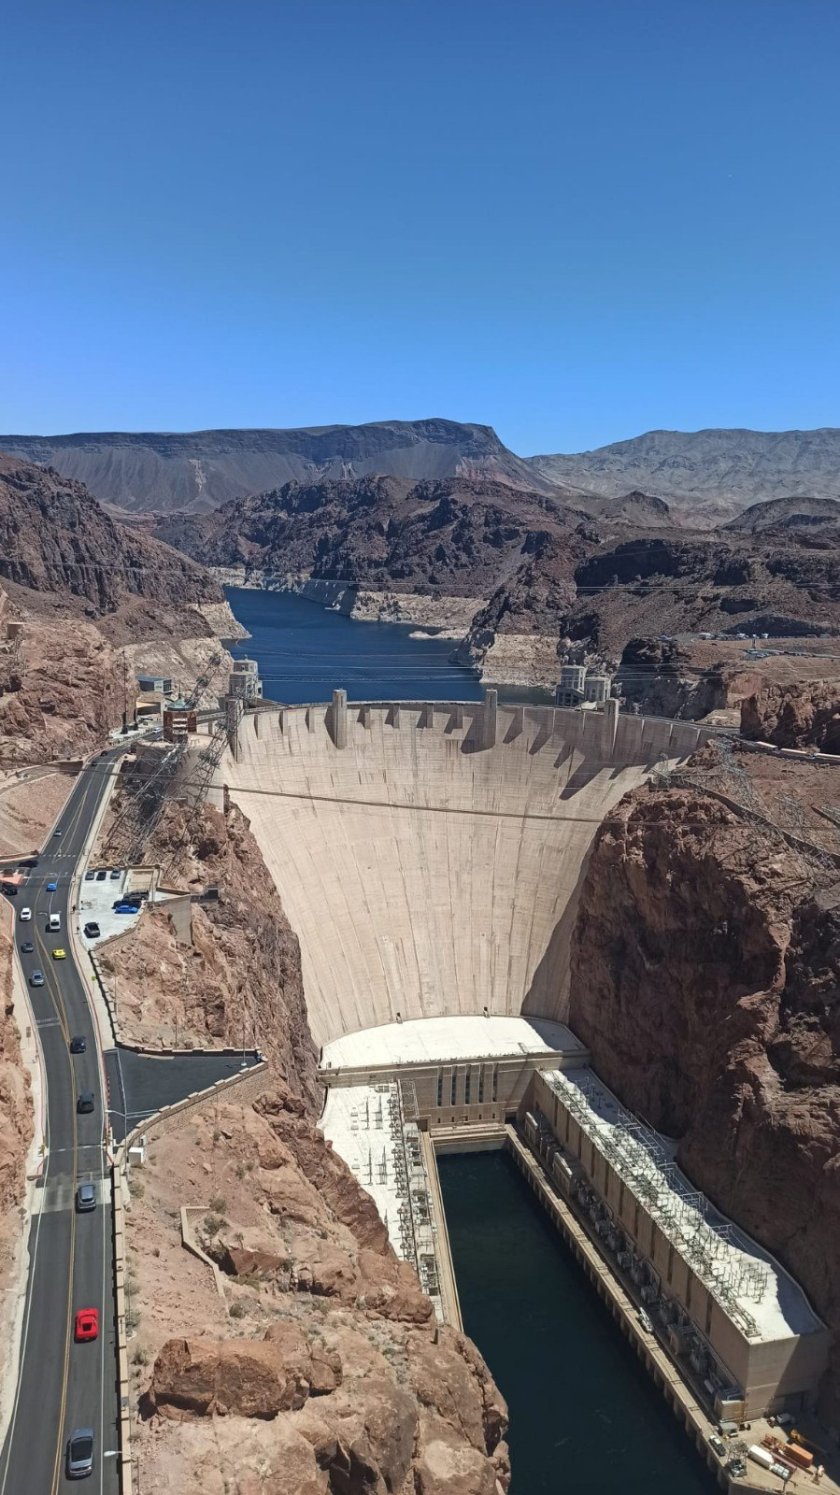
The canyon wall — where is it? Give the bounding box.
[568,770,840,1422]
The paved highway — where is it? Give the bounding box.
[0,751,123,1494]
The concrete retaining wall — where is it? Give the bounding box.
[120,1059,272,1158]
[111,1165,134,1495]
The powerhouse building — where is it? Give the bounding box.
[523,1067,829,1419]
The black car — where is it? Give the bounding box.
[19,940,34,954]
[83,921,101,939]
[84,870,95,882]
[95,869,107,881]
[69,1035,87,1054]
[77,1092,95,1114]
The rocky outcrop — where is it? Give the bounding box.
[101,800,319,1102]
[0,453,219,614]
[153,474,581,605]
[568,776,840,1421]
[741,680,840,752]
[144,1330,342,1419]
[615,636,727,720]
[131,1096,509,1495]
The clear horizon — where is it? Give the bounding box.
[3,0,839,452]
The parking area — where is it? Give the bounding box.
[78,864,185,949]
[103,1046,263,1141]
[78,866,142,946]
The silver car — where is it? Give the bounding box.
[76,1182,96,1213]
[66,1427,94,1479]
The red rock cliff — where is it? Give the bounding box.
[568,778,840,1422]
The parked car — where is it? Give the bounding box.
[84,870,95,882]
[95,869,107,881]
[19,907,31,922]
[77,1092,95,1114]
[69,1035,87,1054]
[75,1182,96,1212]
[109,869,121,880]
[637,1307,654,1333]
[19,940,34,954]
[66,1428,94,1480]
[709,1435,727,1458]
[83,922,100,939]
[74,1308,99,1343]
[29,970,44,988]
[113,902,139,915]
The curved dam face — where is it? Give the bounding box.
[223,697,706,1048]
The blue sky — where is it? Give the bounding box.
[2,0,839,452]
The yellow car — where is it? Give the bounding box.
[51,947,67,960]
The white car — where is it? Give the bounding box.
[19,907,31,922]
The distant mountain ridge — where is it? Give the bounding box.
[0,419,561,515]
[527,427,840,523]
[724,493,840,533]
[4,421,840,524]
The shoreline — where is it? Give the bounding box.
[221,572,561,696]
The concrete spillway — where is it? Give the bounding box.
[223,696,706,1048]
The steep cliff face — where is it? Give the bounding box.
[0,454,220,613]
[741,680,840,752]
[100,798,319,1104]
[568,775,840,1420]
[0,598,126,767]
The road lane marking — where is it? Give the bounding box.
[2,759,119,1494]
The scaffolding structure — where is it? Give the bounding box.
[548,1070,768,1338]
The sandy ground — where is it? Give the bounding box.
[0,768,75,856]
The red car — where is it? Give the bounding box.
[74,1307,99,1342]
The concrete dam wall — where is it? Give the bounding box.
[223,697,708,1047]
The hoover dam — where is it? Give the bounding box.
[215,687,831,1478]
[223,692,707,1045]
